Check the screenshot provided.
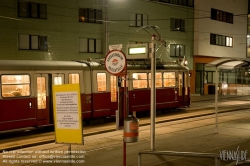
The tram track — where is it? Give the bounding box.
[0,96,249,153]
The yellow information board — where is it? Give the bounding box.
[52,84,83,144]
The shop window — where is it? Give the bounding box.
[1,75,30,97]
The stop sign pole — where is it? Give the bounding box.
[104,50,127,166]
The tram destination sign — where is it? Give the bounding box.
[105,50,126,75]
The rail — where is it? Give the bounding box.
[138,150,221,166]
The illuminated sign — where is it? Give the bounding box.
[126,44,148,59]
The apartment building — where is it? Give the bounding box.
[0,0,194,66]
[192,0,248,95]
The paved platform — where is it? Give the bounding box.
[1,109,250,166]
[1,95,250,166]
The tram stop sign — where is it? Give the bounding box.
[105,50,127,76]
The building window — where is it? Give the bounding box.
[211,8,233,24]
[18,1,47,19]
[129,13,148,27]
[79,8,102,24]
[210,33,233,47]
[155,0,194,7]
[18,34,48,50]
[170,18,185,31]
[170,44,185,57]
[79,38,102,53]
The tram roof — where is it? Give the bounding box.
[0,59,189,71]
[205,58,250,70]
[0,60,88,70]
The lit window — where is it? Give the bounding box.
[97,73,106,92]
[1,75,30,97]
[211,8,233,24]
[37,77,46,109]
[69,74,80,84]
[132,73,147,89]
[110,76,117,102]
[210,33,233,47]
[170,18,185,31]
[163,72,176,87]
[170,44,185,57]
[54,77,62,85]
[79,8,102,24]
[148,72,162,88]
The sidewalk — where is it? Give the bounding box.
[1,109,250,166]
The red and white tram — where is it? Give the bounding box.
[0,59,190,132]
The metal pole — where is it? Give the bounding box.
[150,35,156,150]
[104,0,109,54]
[123,75,127,166]
[68,144,71,166]
[215,68,218,134]
[138,153,141,166]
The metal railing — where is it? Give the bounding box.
[138,150,221,166]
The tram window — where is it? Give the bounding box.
[110,76,117,102]
[163,72,176,87]
[97,73,106,91]
[1,75,30,97]
[69,74,79,84]
[132,73,147,89]
[37,77,46,109]
[148,72,162,88]
[54,77,62,85]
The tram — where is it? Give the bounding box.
[0,59,190,132]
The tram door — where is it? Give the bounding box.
[36,74,64,126]
[178,73,184,106]
[36,74,49,126]
[110,76,118,114]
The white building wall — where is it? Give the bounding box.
[194,0,248,58]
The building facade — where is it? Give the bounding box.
[192,0,248,95]
[0,0,194,69]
